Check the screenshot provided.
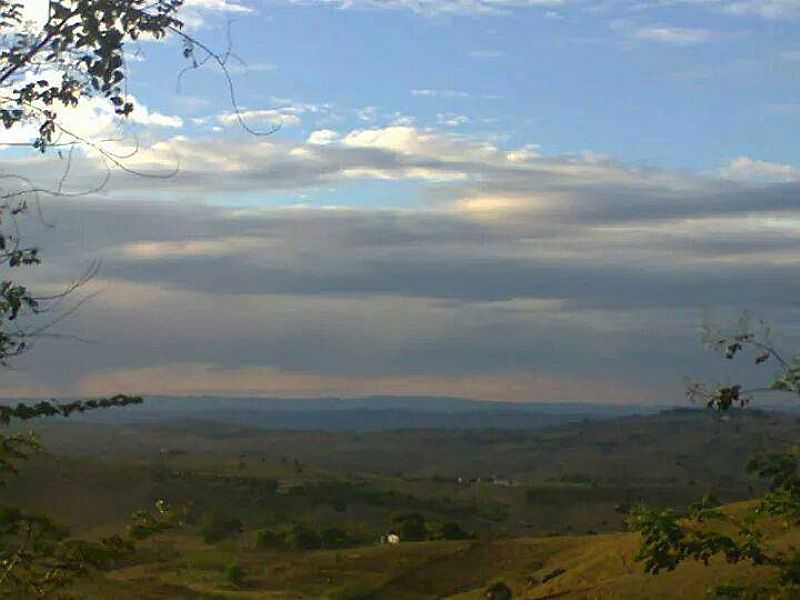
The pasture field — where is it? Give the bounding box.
[8,406,799,598]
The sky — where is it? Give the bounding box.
[1,0,799,405]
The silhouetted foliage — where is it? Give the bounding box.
[633,314,800,597]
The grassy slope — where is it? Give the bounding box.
[22,411,800,598]
[74,505,794,600]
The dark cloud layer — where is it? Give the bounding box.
[0,129,798,403]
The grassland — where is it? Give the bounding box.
[64,504,792,599]
[7,406,800,598]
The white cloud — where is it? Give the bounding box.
[130,107,184,129]
[629,1,800,20]
[468,49,506,58]
[634,25,713,45]
[217,108,303,128]
[225,62,278,74]
[437,113,471,127]
[340,126,499,163]
[719,156,800,183]
[506,144,541,162]
[357,106,379,122]
[723,0,800,18]
[307,129,340,145]
[390,114,417,126]
[179,0,255,29]
[0,69,182,151]
[412,89,471,98]
[184,0,253,13]
[285,0,565,16]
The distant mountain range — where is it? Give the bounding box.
[6,395,669,431]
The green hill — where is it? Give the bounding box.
[67,501,792,599]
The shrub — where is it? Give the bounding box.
[200,511,243,544]
[225,562,244,587]
[256,528,285,550]
[439,521,471,540]
[287,524,321,550]
[393,513,427,541]
[321,527,350,549]
[485,581,512,600]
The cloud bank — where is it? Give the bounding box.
[0,122,796,405]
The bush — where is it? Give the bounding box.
[287,524,321,551]
[256,528,285,550]
[393,513,427,541]
[438,521,471,540]
[200,511,243,544]
[321,527,350,549]
[225,562,244,587]
[485,581,512,599]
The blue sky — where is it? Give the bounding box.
[3,0,800,404]
[129,0,800,176]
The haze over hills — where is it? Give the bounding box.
[3,395,666,431]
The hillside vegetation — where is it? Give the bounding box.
[3,406,797,597]
[62,501,790,600]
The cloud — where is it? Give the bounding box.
[3,188,788,403]
[411,89,471,98]
[179,0,256,29]
[437,113,471,127]
[722,0,800,19]
[22,0,256,34]
[129,107,184,129]
[217,109,303,128]
[0,69,183,149]
[633,25,714,45]
[2,122,799,403]
[719,156,800,183]
[224,62,278,75]
[468,49,506,58]
[279,0,800,21]
[184,0,253,13]
[625,1,800,20]
[204,101,331,131]
[284,0,565,16]
[307,129,341,145]
[72,362,657,404]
